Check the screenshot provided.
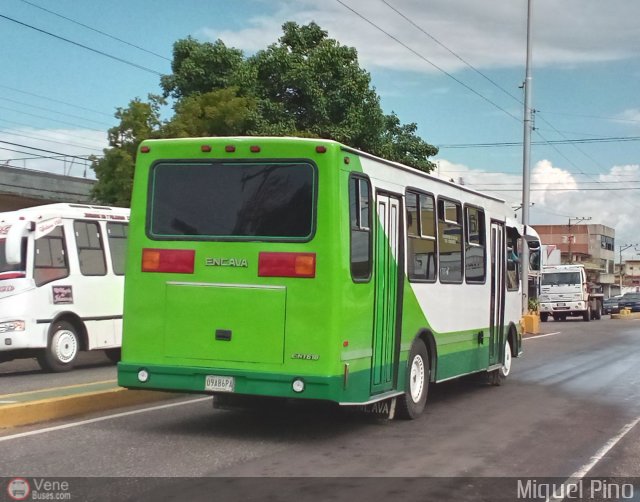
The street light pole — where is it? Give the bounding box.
[520,0,533,314]
[567,216,591,263]
[619,243,638,290]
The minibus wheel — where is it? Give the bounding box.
[397,339,429,419]
[37,321,79,372]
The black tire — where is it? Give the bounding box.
[594,303,602,320]
[540,313,548,322]
[583,306,591,322]
[397,339,429,420]
[37,320,80,372]
[105,348,121,364]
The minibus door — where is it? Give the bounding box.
[371,193,402,393]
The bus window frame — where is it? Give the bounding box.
[33,224,70,287]
[437,196,464,285]
[73,220,108,277]
[145,158,319,243]
[463,203,487,285]
[349,172,372,283]
[405,187,438,284]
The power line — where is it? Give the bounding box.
[537,110,640,124]
[438,136,640,148]
[0,140,101,161]
[0,118,107,149]
[335,0,521,123]
[0,129,104,152]
[18,0,171,62]
[0,13,163,75]
[380,0,523,106]
[0,97,113,128]
[0,84,114,118]
[0,104,106,132]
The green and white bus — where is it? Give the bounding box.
[118,137,527,419]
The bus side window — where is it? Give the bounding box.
[437,198,463,283]
[34,226,69,287]
[349,175,371,281]
[107,222,128,275]
[465,206,486,283]
[74,221,107,276]
[506,232,520,291]
[407,190,437,282]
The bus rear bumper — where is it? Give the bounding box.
[117,362,372,404]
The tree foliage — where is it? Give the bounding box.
[91,22,437,206]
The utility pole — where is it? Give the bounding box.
[619,243,639,289]
[566,216,591,263]
[520,0,534,314]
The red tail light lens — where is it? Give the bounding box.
[142,248,195,274]
[258,252,316,278]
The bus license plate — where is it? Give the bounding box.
[205,375,235,393]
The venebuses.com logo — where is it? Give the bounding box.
[5,478,71,501]
[6,478,30,501]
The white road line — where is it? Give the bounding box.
[545,415,640,502]
[0,397,210,443]
[524,331,562,340]
[0,400,17,404]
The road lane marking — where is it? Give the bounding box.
[545,415,640,502]
[524,331,561,340]
[0,400,17,404]
[0,396,210,443]
[0,379,116,399]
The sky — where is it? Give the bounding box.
[1,0,639,258]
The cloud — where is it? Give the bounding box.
[436,158,640,249]
[0,128,107,179]
[197,0,640,73]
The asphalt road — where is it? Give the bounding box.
[1,317,639,501]
[0,351,116,394]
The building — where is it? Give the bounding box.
[617,259,640,289]
[533,223,617,295]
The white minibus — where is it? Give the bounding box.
[0,203,129,371]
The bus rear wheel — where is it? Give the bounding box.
[397,339,429,420]
[489,338,512,386]
[37,321,79,372]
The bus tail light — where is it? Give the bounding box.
[141,248,195,274]
[258,252,316,278]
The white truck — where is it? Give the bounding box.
[538,264,603,322]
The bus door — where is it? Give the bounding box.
[371,193,402,393]
[489,220,506,366]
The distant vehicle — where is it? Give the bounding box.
[538,264,603,322]
[619,292,640,312]
[602,297,621,315]
[0,203,129,371]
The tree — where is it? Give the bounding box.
[92,22,438,205]
[163,88,258,138]
[90,96,163,206]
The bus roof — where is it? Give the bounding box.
[0,203,129,224]
[139,136,506,204]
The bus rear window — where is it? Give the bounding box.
[149,162,315,240]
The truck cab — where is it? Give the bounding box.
[538,264,602,322]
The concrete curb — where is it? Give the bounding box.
[0,388,175,429]
[611,312,640,320]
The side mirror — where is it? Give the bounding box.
[5,220,33,264]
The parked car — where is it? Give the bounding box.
[603,297,621,315]
[619,292,640,312]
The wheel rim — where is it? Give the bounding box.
[409,354,425,403]
[501,340,512,377]
[52,330,78,363]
